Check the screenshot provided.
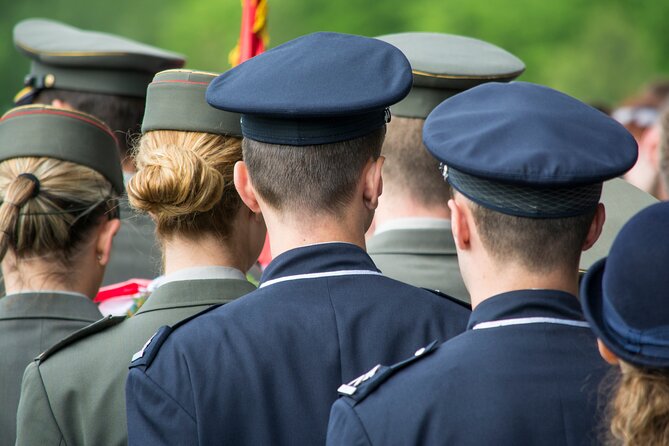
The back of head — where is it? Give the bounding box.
[0,106,123,269]
[129,130,242,239]
[127,69,246,240]
[243,128,384,215]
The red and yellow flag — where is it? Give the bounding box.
[229,0,269,67]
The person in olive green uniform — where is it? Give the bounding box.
[12,18,186,286]
[15,69,265,446]
[368,33,525,303]
[0,105,124,446]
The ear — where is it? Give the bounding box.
[96,218,121,266]
[448,194,471,251]
[582,203,606,251]
[597,339,619,365]
[234,161,262,214]
[51,99,75,110]
[362,156,384,210]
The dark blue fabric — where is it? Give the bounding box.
[424,82,637,186]
[327,290,609,446]
[125,243,470,446]
[581,201,669,368]
[205,32,412,145]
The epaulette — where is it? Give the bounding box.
[38,314,126,363]
[336,340,439,404]
[128,303,222,370]
[422,288,472,311]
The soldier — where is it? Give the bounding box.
[0,105,123,446]
[368,32,525,303]
[125,32,470,446]
[14,69,263,446]
[326,82,639,445]
[13,18,185,285]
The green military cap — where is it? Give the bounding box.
[142,69,242,136]
[580,178,658,271]
[0,105,124,195]
[376,32,525,118]
[13,18,185,105]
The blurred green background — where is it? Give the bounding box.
[2,0,668,111]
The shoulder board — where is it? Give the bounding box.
[128,303,222,370]
[337,340,439,404]
[38,314,126,363]
[422,288,472,311]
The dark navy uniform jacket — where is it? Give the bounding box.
[126,243,470,445]
[327,290,609,446]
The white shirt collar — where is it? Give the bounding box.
[150,266,246,291]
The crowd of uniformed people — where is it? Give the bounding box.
[0,17,668,446]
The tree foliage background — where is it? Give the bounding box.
[1,0,668,111]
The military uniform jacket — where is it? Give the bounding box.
[103,197,161,285]
[15,277,255,446]
[0,292,101,446]
[368,227,469,303]
[125,243,470,446]
[327,290,610,446]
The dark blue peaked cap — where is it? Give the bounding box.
[423,81,638,218]
[206,32,413,146]
[581,202,669,368]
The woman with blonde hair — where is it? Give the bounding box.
[581,201,669,445]
[0,105,123,446]
[15,69,265,446]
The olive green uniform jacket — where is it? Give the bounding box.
[368,227,469,303]
[15,277,255,446]
[102,197,161,286]
[0,292,101,446]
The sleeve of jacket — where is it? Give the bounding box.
[326,399,373,446]
[15,362,65,446]
[125,367,198,446]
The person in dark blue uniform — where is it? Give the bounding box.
[326,82,639,446]
[125,32,470,446]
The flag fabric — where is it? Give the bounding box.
[229,0,268,67]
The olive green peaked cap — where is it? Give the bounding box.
[13,18,186,104]
[0,105,124,194]
[377,32,525,118]
[142,69,242,136]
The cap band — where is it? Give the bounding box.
[241,108,389,146]
[446,166,603,218]
[391,86,460,119]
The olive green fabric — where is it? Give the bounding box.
[103,197,161,285]
[13,18,185,101]
[0,105,124,195]
[0,292,101,446]
[368,228,469,303]
[15,278,255,446]
[377,32,525,118]
[142,69,242,136]
[580,178,658,270]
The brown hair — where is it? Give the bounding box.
[242,127,385,214]
[34,89,145,157]
[607,362,669,445]
[0,157,117,265]
[128,130,242,240]
[467,199,596,272]
[382,117,450,207]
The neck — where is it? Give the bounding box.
[374,192,450,229]
[2,254,98,299]
[264,210,366,258]
[466,258,580,309]
[162,232,247,275]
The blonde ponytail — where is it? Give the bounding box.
[0,175,39,261]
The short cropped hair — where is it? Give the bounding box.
[467,196,596,272]
[382,117,450,207]
[243,127,385,214]
[34,88,145,156]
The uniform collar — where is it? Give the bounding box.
[374,217,451,235]
[467,289,585,330]
[150,266,247,290]
[135,277,256,314]
[260,242,380,286]
[0,291,101,321]
[367,225,456,255]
